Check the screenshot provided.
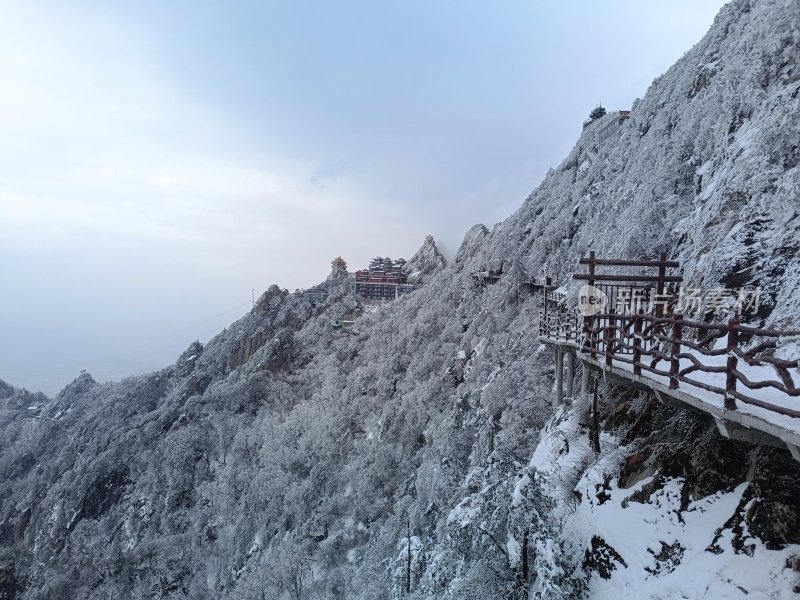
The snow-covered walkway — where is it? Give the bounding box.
[539,330,800,462]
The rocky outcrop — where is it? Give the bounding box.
[404,234,447,284]
[174,341,203,377]
[49,372,97,419]
[73,469,131,526]
[256,329,294,373]
[0,381,14,401]
[228,328,294,372]
[229,330,271,369]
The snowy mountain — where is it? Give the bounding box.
[404,235,448,284]
[1,0,799,598]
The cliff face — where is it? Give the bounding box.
[1,0,799,598]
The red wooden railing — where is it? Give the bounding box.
[539,309,800,418]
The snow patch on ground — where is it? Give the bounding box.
[530,401,800,599]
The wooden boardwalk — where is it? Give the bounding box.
[471,270,558,295]
[537,254,800,461]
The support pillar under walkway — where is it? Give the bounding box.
[580,358,590,394]
[565,350,575,400]
[554,348,564,406]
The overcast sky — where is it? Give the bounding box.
[0,0,728,395]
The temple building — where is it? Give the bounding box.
[354,257,415,302]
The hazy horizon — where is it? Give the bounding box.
[1,0,728,395]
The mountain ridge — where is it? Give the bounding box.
[1,0,799,597]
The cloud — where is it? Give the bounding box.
[309,156,361,186]
[0,3,410,271]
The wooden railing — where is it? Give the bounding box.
[538,310,579,342]
[473,272,554,290]
[539,310,581,343]
[540,308,800,418]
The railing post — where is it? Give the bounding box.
[585,250,596,359]
[542,277,549,332]
[669,314,683,390]
[605,308,615,367]
[583,315,592,357]
[656,251,666,318]
[633,310,643,376]
[572,311,578,342]
[725,319,739,410]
